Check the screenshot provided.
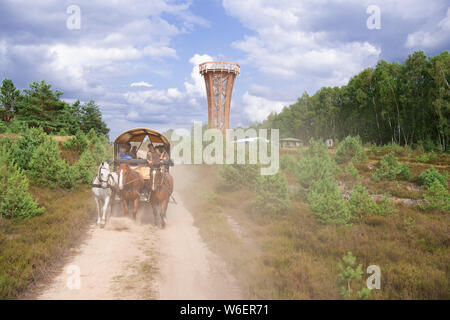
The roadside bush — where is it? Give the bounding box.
[372,152,411,181]
[73,149,97,184]
[0,146,44,219]
[28,136,73,187]
[335,136,367,164]
[307,176,351,225]
[254,172,290,215]
[91,141,110,164]
[418,166,448,189]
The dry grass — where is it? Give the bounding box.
[0,185,95,299]
[178,159,449,300]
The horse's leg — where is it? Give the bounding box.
[160,202,166,229]
[123,198,129,217]
[133,196,139,220]
[95,196,101,225]
[161,196,169,228]
[151,203,158,227]
[101,192,110,226]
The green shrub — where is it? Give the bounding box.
[416,154,430,163]
[9,127,48,171]
[348,183,395,220]
[345,161,360,179]
[254,172,290,215]
[0,121,7,133]
[62,130,88,153]
[5,118,27,134]
[421,179,450,212]
[418,166,448,189]
[398,163,412,180]
[280,154,299,174]
[307,176,351,225]
[372,152,411,181]
[218,164,260,191]
[336,252,371,299]
[28,136,70,187]
[335,136,367,164]
[295,138,338,189]
[0,146,44,219]
[73,149,97,184]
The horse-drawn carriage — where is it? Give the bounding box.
[92,128,174,228]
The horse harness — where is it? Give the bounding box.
[92,164,115,189]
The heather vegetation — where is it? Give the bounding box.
[0,78,110,298]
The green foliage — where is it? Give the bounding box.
[0,79,20,123]
[280,154,300,174]
[295,138,338,189]
[345,161,360,179]
[254,172,290,215]
[218,164,260,191]
[418,166,448,189]
[0,121,7,133]
[8,127,48,171]
[80,100,110,137]
[336,252,370,299]
[62,130,88,153]
[5,118,28,134]
[421,179,450,212]
[0,146,44,219]
[259,50,450,152]
[73,150,97,184]
[348,183,395,220]
[335,136,367,164]
[416,154,430,163]
[372,152,411,181]
[307,176,351,225]
[28,136,70,187]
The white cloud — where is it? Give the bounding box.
[184,53,214,98]
[242,92,290,123]
[406,8,450,49]
[131,81,153,88]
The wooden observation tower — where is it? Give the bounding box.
[199,61,240,134]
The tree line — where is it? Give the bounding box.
[0,79,109,137]
[259,51,450,151]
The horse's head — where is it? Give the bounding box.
[149,167,163,191]
[118,162,130,190]
[97,162,111,183]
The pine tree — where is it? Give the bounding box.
[0,78,20,123]
[0,146,44,219]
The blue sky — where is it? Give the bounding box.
[0,0,449,139]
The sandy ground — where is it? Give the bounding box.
[35,167,241,300]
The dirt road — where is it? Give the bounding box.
[35,168,241,300]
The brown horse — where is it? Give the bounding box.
[148,166,173,228]
[118,163,144,219]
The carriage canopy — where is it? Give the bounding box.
[114,128,170,145]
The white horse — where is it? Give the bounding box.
[92,161,117,228]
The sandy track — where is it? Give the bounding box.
[36,170,241,300]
